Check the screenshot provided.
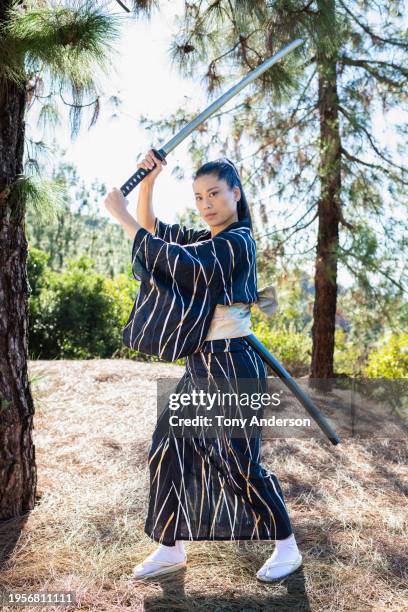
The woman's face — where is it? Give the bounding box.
[193,174,240,229]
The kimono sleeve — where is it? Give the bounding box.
[153,216,210,245]
[131,225,244,301]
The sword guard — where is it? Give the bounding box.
[151,148,166,162]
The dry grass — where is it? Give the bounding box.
[0,359,406,611]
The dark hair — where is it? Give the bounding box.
[193,157,253,229]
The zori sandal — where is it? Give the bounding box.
[256,553,303,582]
[132,557,187,579]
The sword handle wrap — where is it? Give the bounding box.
[120,148,167,197]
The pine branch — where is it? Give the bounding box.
[342,164,388,216]
[207,28,263,71]
[338,105,408,177]
[340,146,394,172]
[277,243,317,257]
[339,256,403,325]
[340,56,408,77]
[341,146,408,188]
[339,246,406,294]
[338,0,408,50]
[340,55,408,90]
[179,0,225,49]
[58,88,100,110]
[334,196,355,231]
[0,3,121,86]
[243,139,317,187]
[260,199,319,240]
[243,102,318,162]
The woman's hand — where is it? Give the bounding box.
[137,149,167,186]
[104,187,129,219]
[103,187,141,239]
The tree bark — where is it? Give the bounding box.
[311,2,342,379]
[0,2,37,520]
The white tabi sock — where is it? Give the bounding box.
[257,533,302,580]
[139,539,186,565]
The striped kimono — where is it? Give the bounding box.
[123,217,258,361]
[123,217,294,544]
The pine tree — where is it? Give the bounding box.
[0,0,152,522]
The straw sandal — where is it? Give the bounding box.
[132,556,187,579]
[256,552,303,582]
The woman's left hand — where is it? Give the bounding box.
[104,187,128,218]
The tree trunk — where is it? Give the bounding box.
[311,4,342,379]
[0,4,37,520]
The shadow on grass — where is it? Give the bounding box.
[140,565,311,611]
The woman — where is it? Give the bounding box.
[104,150,303,582]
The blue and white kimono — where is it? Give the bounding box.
[122,218,259,362]
[123,217,294,545]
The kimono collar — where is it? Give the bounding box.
[210,219,278,316]
[212,218,251,236]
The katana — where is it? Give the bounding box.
[120,37,340,445]
[120,38,304,197]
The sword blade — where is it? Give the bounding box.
[244,334,341,445]
[120,38,304,196]
[162,38,304,155]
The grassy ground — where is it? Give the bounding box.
[0,359,406,611]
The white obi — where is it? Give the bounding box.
[204,302,252,341]
[204,284,279,341]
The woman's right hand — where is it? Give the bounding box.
[137,149,167,186]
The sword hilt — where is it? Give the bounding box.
[120,148,167,197]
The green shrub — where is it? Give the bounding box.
[29,255,122,358]
[333,328,367,377]
[363,333,408,378]
[27,247,51,298]
[28,252,172,361]
[104,269,166,363]
[251,313,312,376]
